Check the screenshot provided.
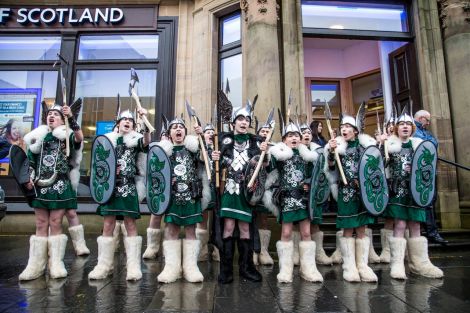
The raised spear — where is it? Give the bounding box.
[128,68,155,133]
[247,108,274,188]
[54,54,70,157]
[212,102,220,188]
[324,101,347,185]
[185,100,212,181]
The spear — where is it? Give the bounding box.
[324,101,347,185]
[185,100,212,181]
[54,54,70,157]
[128,68,155,133]
[247,108,274,188]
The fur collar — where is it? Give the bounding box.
[24,125,70,154]
[105,131,143,148]
[310,142,321,151]
[388,135,423,154]
[184,135,199,153]
[270,143,318,162]
[156,140,173,157]
[324,134,376,156]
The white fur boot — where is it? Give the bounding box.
[379,229,393,263]
[259,229,274,265]
[293,231,300,266]
[142,228,163,259]
[355,237,378,282]
[89,236,115,279]
[212,246,220,262]
[340,237,360,282]
[276,240,294,283]
[196,228,209,262]
[366,228,381,264]
[311,231,332,265]
[389,236,407,280]
[48,234,68,279]
[157,240,182,283]
[19,235,48,281]
[125,236,142,281]
[299,241,323,282]
[331,230,343,264]
[407,236,443,278]
[68,224,90,256]
[182,239,204,282]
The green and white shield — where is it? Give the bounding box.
[244,155,267,206]
[410,140,437,207]
[146,143,171,215]
[308,148,330,221]
[90,135,116,204]
[358,145,389,216]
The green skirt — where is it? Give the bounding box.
[164,199,203,226]
[383,196,426,222]
[337,192,374,229]
[220,193,253,223]
[98,194,140,219]
[279,208,309,224]
[32,181,77,210]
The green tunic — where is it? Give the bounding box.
[29,133,80,210]
[383,140,426,222]
[336,139,375,229]
[220,134,254,223]
[164,145,203,226]
[97,136,147,219]
[270,149,310,224]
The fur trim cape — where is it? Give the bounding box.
[157,136,211,210]
[24,125,83,192]
[105,131,147,202]
[262,143,318,216]
[322,134,376,200]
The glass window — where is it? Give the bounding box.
[302,1,408,32]
[78,35,159,60]
[310,81,341,135]
[221,54,242,109]
[0,36,61,61]
[222,14,241,46]
[75,69,157,176]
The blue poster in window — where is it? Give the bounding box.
[0,88,42,164]
[96,121,115,136]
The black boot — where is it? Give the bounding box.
[218,237,234,284]
[238,239,262,282]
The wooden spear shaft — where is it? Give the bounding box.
[193,116,212,182]
[247,125,274,188]
[326,119,347,186]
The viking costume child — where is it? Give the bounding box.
[252,120,275,266]
[211,104,264,284]
[264,120,323,283]
[89,109,150,281]
[324,108,378,282]
[300,122,332,265]
[156,117,208,283]
[381,108,443,280]
[19,102,87,280]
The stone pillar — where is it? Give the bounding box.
[439,0,470,227]
[281,0,306,117]
[413,0,461,228]
[242,0,282,138]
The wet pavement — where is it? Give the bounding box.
[1,234,469,313]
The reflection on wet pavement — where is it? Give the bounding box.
[1,234,470,312]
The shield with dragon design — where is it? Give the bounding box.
[410,140,437,207]
[146,143,171,215]
[308,148,330,221]
[358,145,389,216]
[90,135,116,204]
[244,155,267,206]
